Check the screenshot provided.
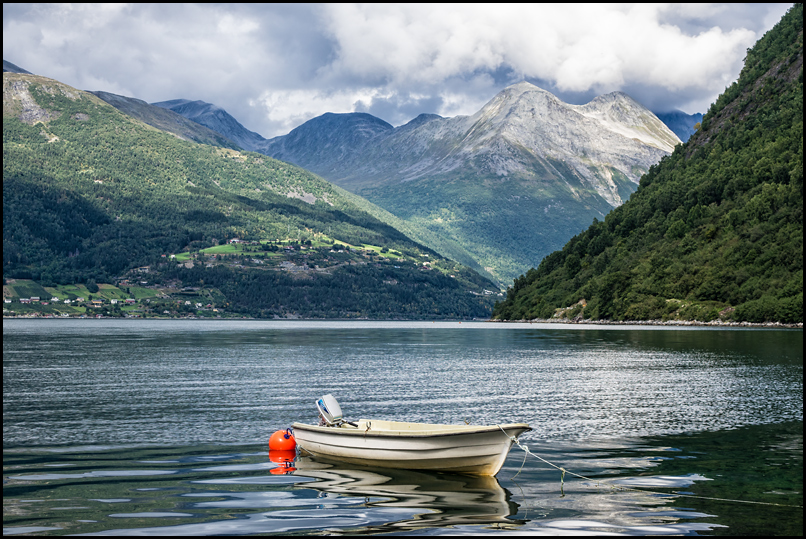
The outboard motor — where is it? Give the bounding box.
[317,394,344,426]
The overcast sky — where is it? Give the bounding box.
[3,3,794,138]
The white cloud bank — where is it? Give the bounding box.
[2,3,793,137]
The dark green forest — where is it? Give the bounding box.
[165,262,492,319]
[3,75,496,319]
[493,4,803,324]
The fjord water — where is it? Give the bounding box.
[3,320,802,535]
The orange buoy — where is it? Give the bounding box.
[269,428,296,451]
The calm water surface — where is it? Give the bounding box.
[3,320,803,535]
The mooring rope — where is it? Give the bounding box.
[498,425,803,509]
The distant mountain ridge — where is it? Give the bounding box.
[654,110,704,142]
[261,112,395,175]
[3,60,31,74]
[3,57,699,146]
[255,82,681,284]
[152,99,268,152]
[262,83,679,200]
[90,91,242,149]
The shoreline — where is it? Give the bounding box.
[492,318,803,329]
[3,314,802,329]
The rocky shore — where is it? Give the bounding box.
[497,318,802,328]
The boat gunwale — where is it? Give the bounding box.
[291,422,531,440]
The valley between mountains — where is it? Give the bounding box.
[114,81,687,286]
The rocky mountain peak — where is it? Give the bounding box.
[4,72,85,124]
[397,113,443,132]
[153,99,223,120]
[476,82,560,116]
[280,112,393,147]
[258,112,394,172]
[460,82,567,144]
[153,98,266,152]
[569,91,681,152]
[500,80,548,97]
[468,83,679,153]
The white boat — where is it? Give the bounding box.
[291,395,531,476]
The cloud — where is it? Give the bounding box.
[318,4,768,113]
[253,87,394,132]
[2,3,793,137]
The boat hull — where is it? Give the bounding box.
[291,420,530,476]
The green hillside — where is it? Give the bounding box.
[493,4,803,324]
[360,165,618,288]
[3,73,497,319]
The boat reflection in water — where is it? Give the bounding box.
[290,454,524,531]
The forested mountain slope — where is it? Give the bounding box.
[493,4,802,324]
[3,73,497,319]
